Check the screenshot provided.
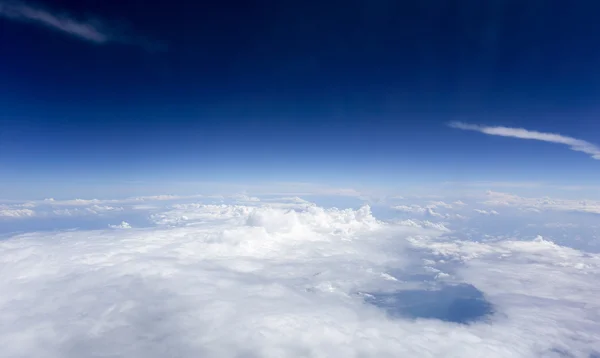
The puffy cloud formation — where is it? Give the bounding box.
[449,122,600,160]
[473,209,499,216]
[109,221,132,229]
[392,201,465,220]
[1,200,599,357]
[0,207,35,218]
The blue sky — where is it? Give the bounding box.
[1,0,599,198]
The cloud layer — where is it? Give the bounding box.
[449,122,600,160]
[1,198,599,357]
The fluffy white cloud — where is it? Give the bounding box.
[109,221,132,229]
[449,122,600,160]
[392,202,465,220]
[0,207,35,218]
[473,209,499,216]
[395,219,451,232]
[428,201,454,209]
[484,191,600,215]
[393,204,428,214]
[1,200,599,357]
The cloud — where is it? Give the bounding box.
[448,122,600,160]
[1,199,599,356]
[392,204,448,219]
[109,221,132,229]
[0,1,162,49]
[392,202,467,220]
[52,205,124,216]
[0,207,35,218]
[427,201,453,209]
[484,190,600,215]
[230,193,261,203]
[474,209,499,216]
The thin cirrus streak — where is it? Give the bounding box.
[0,0,109,42]
[0,0,164,50]
[448,121,600,160]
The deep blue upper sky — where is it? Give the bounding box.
[1,0,599,194]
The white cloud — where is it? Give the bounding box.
[408,234,600,358]
[131,194,203,202]
[392,205,428,214]
[267,196,311,204]
[109,221,132,229]
[21,194,204,208]
[395,219,451,232]
[449,122,600,160]
[230,193,261,202]
[392,202,464,220]
[0,207,35,218]
[1,199,600,357]
[52,205,124,216]
[0,1,161,49]
[484,190,600,215]
[427,201,454,209]
[474,209,499,216]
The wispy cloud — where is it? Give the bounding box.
[0,1,162,49]
[448,122,600,160]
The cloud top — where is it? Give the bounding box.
[1,201,600,356]
[449,122,600,160]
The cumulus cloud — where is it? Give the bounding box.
[474,209,499,216]
[109,221,132,229]
[395,219,451,232]
[1,199,599,357]
[449,122,600,160]
[0,207,35,218]
[0,0,162,49]
[427,201,453,209]
[392,202,465,220]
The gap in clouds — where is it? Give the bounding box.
[365,284,494,324]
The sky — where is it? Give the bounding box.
[1,0,600,197]
[2,2,600,356]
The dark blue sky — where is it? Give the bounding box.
[1,0,599,195]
